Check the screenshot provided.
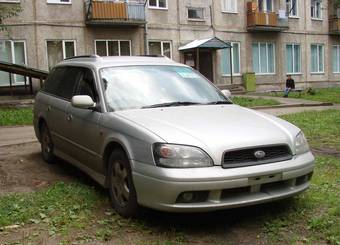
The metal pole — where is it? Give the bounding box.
[9,73,13,96]
[196,48,200,71]
[29,76,33,95]
[229,46,233,85]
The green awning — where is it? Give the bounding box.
[179,37,231,51]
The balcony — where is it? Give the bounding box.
[329,17,340,35]
[246,2,289,32]
[85,0,146,27]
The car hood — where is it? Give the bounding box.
[115,105,300,165]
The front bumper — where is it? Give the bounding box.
[132,151,315,212]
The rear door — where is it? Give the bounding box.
[43,66,82,155]
[64,67,104,173]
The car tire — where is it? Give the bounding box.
[40,123,55,164]
[108,149,139,218]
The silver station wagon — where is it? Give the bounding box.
[34,56,315,217]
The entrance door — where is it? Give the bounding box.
[199,49,213,82]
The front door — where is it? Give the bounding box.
[183,49,214,82]
[199,49,214,82]
[64,68,103,173]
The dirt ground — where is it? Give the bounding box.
[0,142,79,195]
[0,142,301,245]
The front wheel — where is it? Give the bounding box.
[40,124,55,164]
[108,149,139,217]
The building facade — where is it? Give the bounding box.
[0,0,340,91]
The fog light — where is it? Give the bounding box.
[176,191,209,204]
[182,192,194,202]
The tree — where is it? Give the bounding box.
[0,5,22,32]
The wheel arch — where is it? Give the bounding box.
[102,140,130,187]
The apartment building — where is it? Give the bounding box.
[0,0,339,92]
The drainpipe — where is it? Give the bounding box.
[143,0,148,55]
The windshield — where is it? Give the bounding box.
[101,65,230,111]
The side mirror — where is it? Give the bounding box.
[71,95,95,109]
[221,89,231,98]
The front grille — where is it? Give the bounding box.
[222,145,292,168]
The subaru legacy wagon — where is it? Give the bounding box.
[33,56,314,217]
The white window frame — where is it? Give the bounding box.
[187,7,205,21]
[94,40,132,56]
[0,40,27,85]
[311,0,322,20]
[46,40,76,69]
[286,43,301,75]
[148,40,172,59]
[221,0,238,14]
[258,0,274,12]
[0,0,20,3]
[332,45,340,74]
[47,0,71,4]
[148,0,168,10]
[252,42,276,75]
[286,0,299,18]
[222,41,241,77]
[310,44,324,74]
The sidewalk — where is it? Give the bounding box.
[0,126,37,147]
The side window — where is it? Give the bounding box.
[75,69,98,102]
[55,67,83,100]
[43,67,65,95]
[43,66,82,100]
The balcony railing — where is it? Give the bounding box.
[85,0,146,26]
[246,2,289,32]
[329,17,340,35]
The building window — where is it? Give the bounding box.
[221,42,240,76]
[252,42,275,74]
[95,40,131,57]
[286,0,298,17]
[286,44,301,74]
[0,40,26,86]
[332,45,340,73]
[47,0,71,4]
[311,0,322,19]
[46,40,76,70]
[148,0,167,9]
[258,0,274,12]
[148,41,172,58]
[222,0,237,13]
[311,44,324,73]
[0,0,20,2]
[187,8,204,20]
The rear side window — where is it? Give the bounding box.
[43,66,83,100]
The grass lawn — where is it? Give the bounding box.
[0,108,33,126]
[0,110,339,244]
[263,87,340,104]
[281,109,340,151]
[232,96,280,107]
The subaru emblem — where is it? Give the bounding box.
[254,150,266,159]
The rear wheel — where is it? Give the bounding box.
[108,149,139,217]
[40,123,55,164]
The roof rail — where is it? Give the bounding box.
[64,55,100,61]
[137,55,166,58]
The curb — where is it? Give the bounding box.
[250,102,333,110]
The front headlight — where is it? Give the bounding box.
[295,131,310,155]
[153,143,213,168]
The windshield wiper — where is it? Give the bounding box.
[141,102,202,109]
[205,101,233,105]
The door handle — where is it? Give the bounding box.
[47,105,51,112]
[66,114,73,121]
